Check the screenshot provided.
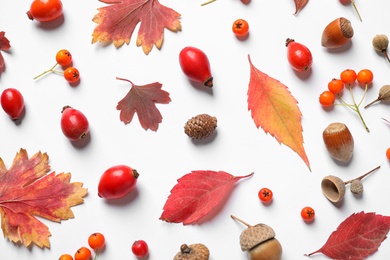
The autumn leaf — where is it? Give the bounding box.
[92,0,181,54]
[247,55,310,170]
[160,171,253,225]
[0,31,11,73]
[293,0,308,15]
[0,149,87,248]
[116,77,171,131]
[306,211,390,259]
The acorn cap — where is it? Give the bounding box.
[184,114,217,140]
[239,224,275,252]
[173,243,210,260]
[321,175,346,203]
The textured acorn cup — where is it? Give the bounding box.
[173,243,210,260]
[323,122,354,162]
[321,175,346,203]
[231,215,282,260]
[184,114,217,140]
[321,17,353,48]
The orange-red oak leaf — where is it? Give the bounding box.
[92,0,181,54]
[160,171,253,225]
[306,211,390,259]
[0,149,87,248]
[0,31,11,73]
[116,77,171,131]
[247,55,310,170]
[294,0,309,15]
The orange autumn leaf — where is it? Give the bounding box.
[92,0,182,54]
[0,149,87,248]
[247,55,311,170]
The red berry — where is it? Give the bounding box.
[258,187,273,204]
[1,88,25,120]
[60,106,89,141]
[27,0,63,22]
[301,206,315,222]
[98,165,139,200]
[232,19,249,37]
[131,240,149,258]
[179,46,213,87]
[286,38,313,72]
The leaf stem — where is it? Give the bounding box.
[33,63,59,80]
[344,165,380,185]
[230,215,253,227]
[116,76,135,87]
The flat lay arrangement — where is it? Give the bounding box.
[1,0,390,259]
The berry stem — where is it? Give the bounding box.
[93,250,99,260]
[230,215,253,228]
[382,50,390,63]
[351,0,363,22]
[33,63,59,80]
[201,0,216,6]
[336,85,369,132]
[344,165,380,185]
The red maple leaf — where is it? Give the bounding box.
[305,211,390,259]
[91,0,181,54]
[0,149,87,248]
[0,31,11,73]
[160,171,253,225]
[247,55,310,170]
[116,77,171,131]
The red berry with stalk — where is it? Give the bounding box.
[179,46,213,87]
[1,88,25,120]
[286,38,313,72]
[27,0,63,22]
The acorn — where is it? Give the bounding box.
[184,114,217,140]
[173,243,210,260]
[231,215,282,260]
[321,17,354,48]
[322,122,354,162]
[321,166,380,203]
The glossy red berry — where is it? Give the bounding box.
[1,88,25,120]
[60,106,89,141]
[131,240,149,258]
[301,206,315,222]
[258,187,273,204]
[179,46,213,87]
[27,0,63,22]
[98,165,139,200]
[286,38,313,72]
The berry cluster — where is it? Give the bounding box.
[319,69,373,132]
[34,49,80,84]
[59,232,105,260]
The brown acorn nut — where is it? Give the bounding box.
[231,215,282,260]
[321,165,380,203]
[173,243,210,260]
[321,17,354,48]
[184,114,217,140]
[322,122,354,162]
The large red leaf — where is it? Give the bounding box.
[306,211,390,259]
[247,55,310,170]
[0,149,87,248]
[92,0,181,54]
[116,77,171,131]
[0,31,11,73]
[160,171,253,225]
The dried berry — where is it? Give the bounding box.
[350,179,363,195]
[372,34,390,62]
[364,85,390,108]
[184,114,217,140]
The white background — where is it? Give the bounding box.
[1,0,390,259]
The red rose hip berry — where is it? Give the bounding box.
[179,46,213,87]
[286,38,313,72]
[98,165,139,200]
[131,240,149,258]
[60,106,89,141]
[27,0,63,22]
[1,88,25,120]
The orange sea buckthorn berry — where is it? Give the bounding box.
[56,49,73,67]
[327,78,344,94]
[88,232,106,251]
[59,254,74,260]
[340,69,357,85]
[357,69,374,85]
[74,247,92,260]
[319,90,336,107]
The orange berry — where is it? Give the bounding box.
[386,148,390,161]
[357,69,374,85]
[74,247,91,260]
[56,49,72,67]
[59,254,73,260]
[319,90,335,107]
[301,206,315,222]
[88,232,105,250]
[63,67,80,83]
[327,78,344,94]
[340,69,357,85]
